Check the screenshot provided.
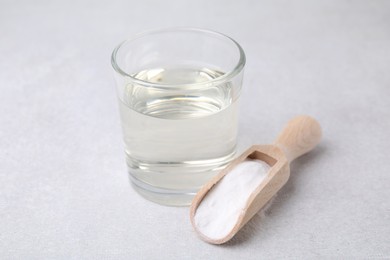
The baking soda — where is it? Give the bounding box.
[193,160,271,240]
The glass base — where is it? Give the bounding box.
[126,150,236,206]
[129,174,197,206]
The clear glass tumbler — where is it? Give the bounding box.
[111,28,246,206]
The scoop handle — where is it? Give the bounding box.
[274,115,322,162]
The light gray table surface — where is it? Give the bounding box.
[1,0,389,259]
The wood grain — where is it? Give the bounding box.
[274,115,322,162]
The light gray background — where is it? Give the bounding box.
[1,0,389,259]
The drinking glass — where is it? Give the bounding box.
[111,28,246,206]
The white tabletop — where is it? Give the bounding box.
[1,0,389,258]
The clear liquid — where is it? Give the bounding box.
[118,67,238,205]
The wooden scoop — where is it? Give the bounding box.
[190,115,322,244]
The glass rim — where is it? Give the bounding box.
[111,27,246,89]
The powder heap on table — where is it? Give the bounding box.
[193,159,270,240]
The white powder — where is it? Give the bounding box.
[193,160,270,240]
